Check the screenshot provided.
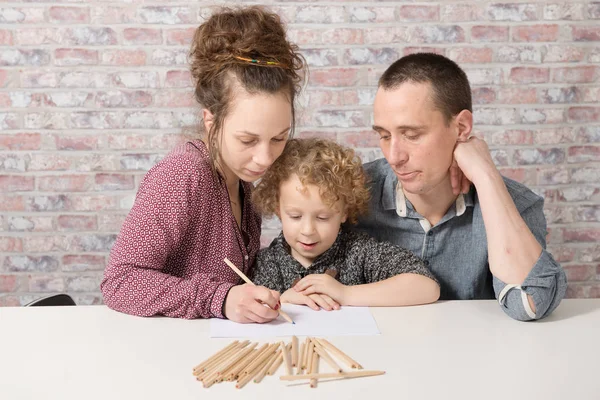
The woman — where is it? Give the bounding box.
[100,6,306,323]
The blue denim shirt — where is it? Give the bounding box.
[356,158,567,321]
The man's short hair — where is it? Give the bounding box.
[379,53,472,124]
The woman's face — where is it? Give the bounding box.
[205,89,292,184]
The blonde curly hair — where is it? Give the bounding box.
[252,138,370,224]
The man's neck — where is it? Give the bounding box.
[404,177,458,226]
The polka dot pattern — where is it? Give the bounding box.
[100,140,261,319]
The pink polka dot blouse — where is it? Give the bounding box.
[100,140,262,319]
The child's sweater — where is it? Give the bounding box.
[252,226,437,293]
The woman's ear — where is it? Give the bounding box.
[202,109,214,134]
[455,109,473,142]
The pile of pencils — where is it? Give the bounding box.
[193,336,385,389]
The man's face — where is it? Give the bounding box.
[373,81,459,196]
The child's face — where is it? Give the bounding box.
[278,174,347,267]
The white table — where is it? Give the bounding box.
[1,300,599,400]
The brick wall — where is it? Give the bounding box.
[0,1,598,305]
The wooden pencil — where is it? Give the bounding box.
[236,358,267,389]
[223,258,294,324]
[222,348,259,382]
[242,343,278,376]
[226,347,263,381]
[254,349,280,383]
[306,339,315,374]
[301,337,310,371]
[316,338,363,369]
[291,335,298,367]
[312,339,343,373]
[236,343,268,376]
[267,349,284,376]
[297,342,306,374]
[201,344,253,387]
[201,370,220,388]
[197,343,247,382]
[216,343,257,376]
[237,347,277,389]
[280,341,293,375]
[192,340,238,372]
[194,340,248,376]
[309,351,319,388]
[280,370,385,381]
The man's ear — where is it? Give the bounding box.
[455,109,473,141]
[202,109,214,134]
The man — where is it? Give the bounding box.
[357,53,566,321]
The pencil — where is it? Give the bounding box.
[316,338,363,369]
[291,335,298,368]
[306,339,315,373]
[217,343,257,376]
[242,343,278,376]
[267,349,284,376]
[280,341,293,375]
[254,349,280,383]
[312,339,343,373]
[192,340,238,373]
[223,257,294,324]
[309,352,319,388]
[301,337,310,371]
[238,344,269,377]
[280,370,385,381]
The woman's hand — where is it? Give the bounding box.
[224,284,280,324]
[281,288,340,311]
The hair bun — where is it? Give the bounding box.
[190,6,304,88]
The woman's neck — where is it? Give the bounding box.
[209,145,241,196]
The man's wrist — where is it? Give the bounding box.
[471,165,502,188]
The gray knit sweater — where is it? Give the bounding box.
[251,227,437,293]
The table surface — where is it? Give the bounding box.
[1,299,599,400]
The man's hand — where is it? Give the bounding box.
[293,274,348,305]
[449,158,471,196]
[453,136,499,187]
[224,284,280,324]
[281,288,340,311]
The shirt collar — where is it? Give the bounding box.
[380,168,474,218]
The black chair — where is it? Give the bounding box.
[25,294,77,307]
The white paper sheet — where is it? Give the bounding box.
[210,304,380,338]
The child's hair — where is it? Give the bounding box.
[253,138,370,224]
[189,6,306,173]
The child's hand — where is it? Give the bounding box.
[293,274,348,305]
[281,288,340,311]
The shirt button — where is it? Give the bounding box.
[244,255,249,260]
[427,231,433,236]
[424,260,430,266]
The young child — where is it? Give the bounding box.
[100,6,306,323]
[251,139,440,311]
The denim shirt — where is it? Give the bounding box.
[356,158,567,321]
